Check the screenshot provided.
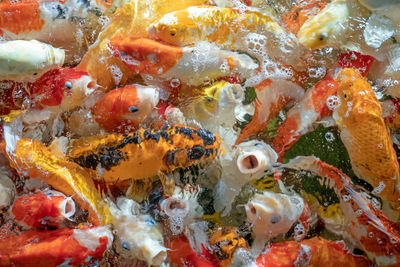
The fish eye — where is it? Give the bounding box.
[65,81,73,89]
[170,29,177,36]
[129,106,139,113]
[270,215,281,224]
[343,92,348,99]
[319,32,328,41]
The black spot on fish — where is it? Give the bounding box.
[54,4,68,20]
[174,126,194,139]
[187,146,205,160]
[143,130,161,143]
[195,128,216,146]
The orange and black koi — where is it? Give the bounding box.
[67,124,222,183]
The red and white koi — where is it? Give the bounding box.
[91,84,160,133]
[236,78,304,145]
[282,156,400,267]
[108,36,258,87]
[11,189,75,229]
[0,67,97,121]
[0,226,113,266]
[272,75,338,161]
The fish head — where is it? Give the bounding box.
[334,68,379,125]
[147,10,198,46]
[246,192,304,238]
[108,36,183,76]
[92,84,159,131]
[235,140,278,177]
[31,68,96,110]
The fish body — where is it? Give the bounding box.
[11,189,75,229]
[236,78,304,145]
[255,236,371,267]
[0,40,64,81]
[333,68,400,220]
[166,235,218,267]
[0,226,113,266]
[67,125,221,183]
[147,6,284,49]
[9,138,113,226]
[273,76,338,161]
[92,84,160,133]
[109,37,258,87]
[283,156,400,266]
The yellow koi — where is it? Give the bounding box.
[333,68,400,221]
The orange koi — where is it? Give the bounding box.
[0,67,95,115]
[11,190,75,229]
[256,236,371,267]
[77,0,207,90]
[108,36,258,87]
[9,138,114,226]
[283,156,400,266]
[67,125,222,185]
[92,84,160,133]
[282,0,327,34]
[166,235,218,267]
[236,79,304,145]
[333,68,400,221]
[0,226,113,266]
[147,6,284,50]
[273,76,338,161]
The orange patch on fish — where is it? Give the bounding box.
[109,36,183,75]
[0,0,45,35]
[282,0,326,34]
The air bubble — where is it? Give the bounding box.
[326,95,340,110]
[169,78,181,88]
[325,132,335,142]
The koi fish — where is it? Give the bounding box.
[108,36,258,87]
[0,40,64,81]
[255,236,372,267]
[147,6,284,50]
[282,156,400,267]
[245,191,308,256]
[91,84,160,133]
[0,226,113,266]
[166,235,218,267]
[66,125,221,194]
[77,0,208,90]
[11,189,75,229]
[214,140,278,216]
[333,68,400,221]
[273,76,338,161]
[9,138,114,226]
[236,78,304,145]
[209,227,249,267]
[0,67,96,118]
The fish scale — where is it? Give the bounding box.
[333,68,400,221]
